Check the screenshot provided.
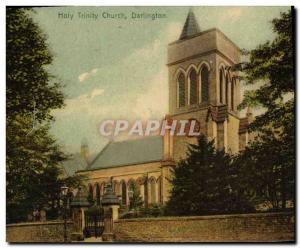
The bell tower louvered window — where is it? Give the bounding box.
[219,69,223,103]
[225,74,229,105]
[201,66,209,102]
[189,69,197,105]
[231,78,235,110]
[178,73,185,108]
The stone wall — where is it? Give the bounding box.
[6,220,74,243]
[114,212,295,242]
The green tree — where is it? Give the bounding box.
[6,7,80,223]
[166,135,254,216]
[233,133,294,210]
[128,182,143,212]
[237,10,294,210]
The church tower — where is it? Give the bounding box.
[167,9,243,161]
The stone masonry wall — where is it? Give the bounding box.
[114,212,294,242]
[6,221,74,243]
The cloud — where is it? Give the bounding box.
[74,88,105,101]
[229,8,243,19]
[52,32,170,152]
[220,7,245,22]
[90,88,104,99]
[91,68,98,74]
[52,87,105,118]
[78,68,99,82]
[78,72,88,82]
[132,69,168,121]
[54,37,165,122]
[117,38,168,121]
[166,22,182,42]
[123,39,162,64]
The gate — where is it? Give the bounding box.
[84,205,104,238]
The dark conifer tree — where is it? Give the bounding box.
[166,135,254,216]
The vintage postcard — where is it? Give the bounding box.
[6,6,295,243]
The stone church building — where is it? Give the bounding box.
[68,10,253,208]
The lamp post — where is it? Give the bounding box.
[61,185,69,242]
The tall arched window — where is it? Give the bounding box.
[188,69,197,105]
[150,178,156,204]
[177,73,185,108]
[96,183,100,206]
[144,180,148,206]
[113,181,120,196]
[201,66,209,103]
[121,181,127,206]
[88,184,93,202]
[219,69,223,103]
[101,182,106,195]
[231,78,235,110]
[225,74,229,105]
[157,177,162,205]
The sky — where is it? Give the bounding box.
[31,6,290,155]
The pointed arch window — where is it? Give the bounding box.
[188,69,197,105]
[113,181,119,195]
[144,180,148,206]
[219,69,223,103]
[88,184,93,200]
[177,73,185,108]
[121,181,127,206]
[157,177,162,205]
[101,182,106,195]
[201,66,209,103]
[150,178,156,204]
[96,183,101,206]
[225,74,229,105]
[231,78,235,110]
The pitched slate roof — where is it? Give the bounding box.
[85,136,163,171]
[179,9,200,40]
[63,153,87,176]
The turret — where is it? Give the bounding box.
[80,138,90,164]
